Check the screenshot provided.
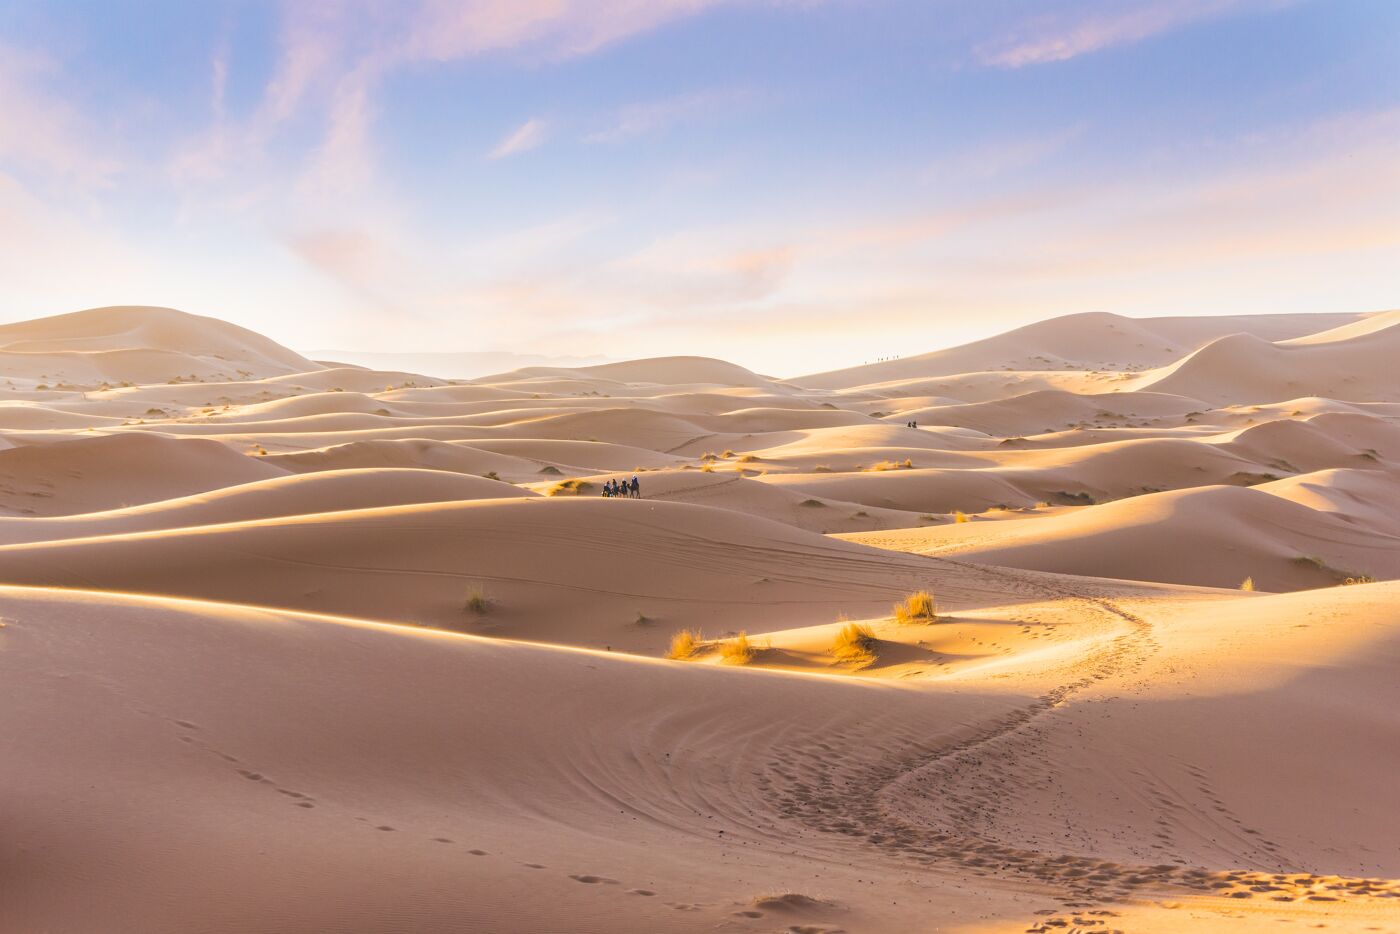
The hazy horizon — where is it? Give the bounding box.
[2,0,1397,374]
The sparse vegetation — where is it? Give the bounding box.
[538,465,563,475]
[721,450,736,458]
[892,590,937,624]
[483,471,500,480]
[799,498,825,507]
[464,588,489,614]
[737,454,760,463]
[548,478,593,496]
[1240,576,1255,592]
[830,621,877,666]
[953,510,969,523]
[667,629,702,660]
[719,632,755,664]
[868,458,913,471]
[1343,574,1376,586]
[812,465,833,473]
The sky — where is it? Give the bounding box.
[0,0,1397,376]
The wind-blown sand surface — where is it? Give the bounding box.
[1,305,1397,933]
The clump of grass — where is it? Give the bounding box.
[700,452,718,462]
[667,629,702,660]
[830,621,877,666]
[719,632,755,665]
[1240,576,1255,592]
[635,611,651,626]
[868,458,913,471]
[464,587,489,614]
[919,514,938,521]
[799,498,825,507]
[483,470,500,480]
[737,454,760,463]
[852,510,869,518]
[721,449,736,458]
[953,510,969,523]
[538,465,563,475]
[1343,574,1376,586]
[892,590,937,624]
[548,478,593,496]
[701,463,715,473]
[812,465,834,473]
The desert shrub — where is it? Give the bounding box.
[800,499,825,507]
[548,478,592,496]
[483,471,500,480]
[852,510,869,518]
[812,465,834,473]
[1240,576,1255,592]
[1343,574,1376,586]
[635,611,651,626]
[700,452,718,462]
[721,450,736,458]
[667,629,702,660]
[464,588,489,614]
[953,510,969,523]
[830,622,877,666]
[868,458,913,471]
[719,632,755,665]
[893,590,937,624]
[538,465,563,475]
[737,454,760,463]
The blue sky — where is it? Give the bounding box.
[0,0,1396,374]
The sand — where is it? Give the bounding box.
[1,304,1397,933]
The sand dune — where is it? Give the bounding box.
[1140,318,1400,404]
[799,310,1365,390]
[0,468,533,545]
[842,482,1398,590]
[1,304,1398,933]
[0,432,287,516]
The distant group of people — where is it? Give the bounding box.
[905,420,919,428]
[603,476,641,498]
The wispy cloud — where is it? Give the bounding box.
[585,88,756,142]
[489,117,549,159]
[0,44,120,189]
[976,0,1293,68]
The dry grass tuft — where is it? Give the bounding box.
[830,621,878,666]
[812,465,833,473]
[548,478,593,496]
[799,498,825,507]
[737,454,760,463]
[719,632,755,665]
[667,629,703,660]
[1240,576,1255,592]
[868,458,913,471]
[464,587,489,614]
[953,510,969,523]
[721,449,737,458]
[892,590,937,624]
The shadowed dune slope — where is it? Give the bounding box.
[0,468,533,545]
[842,483,1400,591]
[0,498,993,652]
[0,433,287,516]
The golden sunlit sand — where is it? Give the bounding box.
[1,305,1398,933]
